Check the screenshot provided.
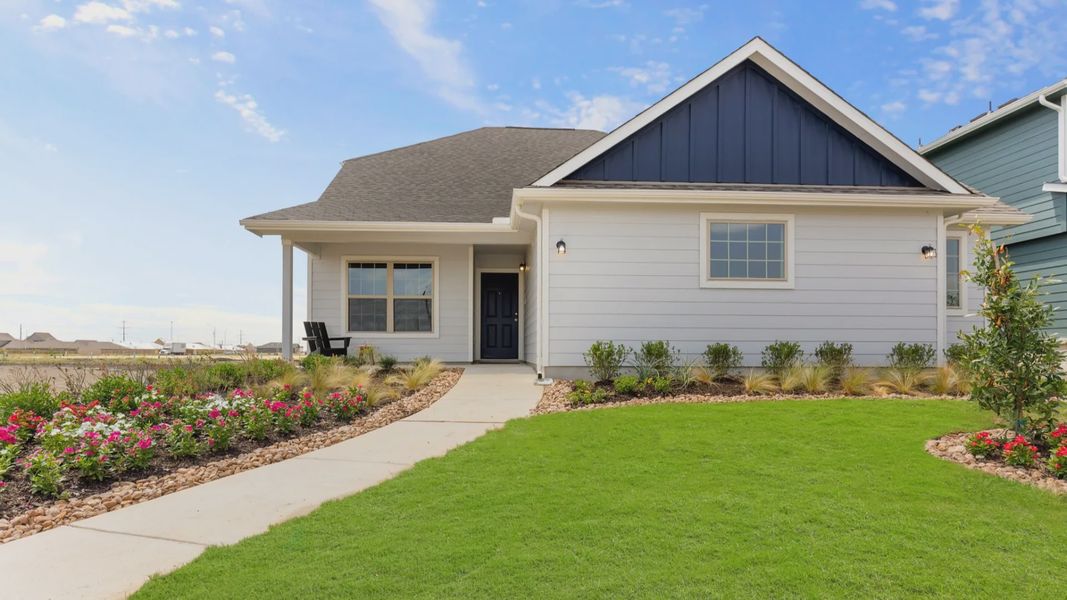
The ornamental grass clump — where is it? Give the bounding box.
[873,368,928,396]
[929,365,965,396]
[386,359,443,392]
[742,370,778,395]
[839,368,871,396]
[959,226,1067,436]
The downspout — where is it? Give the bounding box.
[1037,93,1067,183]
[512,200,548,382]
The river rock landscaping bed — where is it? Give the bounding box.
[925,429,1067,496]
[0,368,460,544]
[532,379,959,416]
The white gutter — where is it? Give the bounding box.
[240,219,519,236]
[1037,93,1067,184]
[511,200,547,382]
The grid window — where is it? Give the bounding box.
[346,261,434,333]
[947,238,961,309]
[708,221,787,281]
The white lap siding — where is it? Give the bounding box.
[309,242,471,362]
[545,204,940,368]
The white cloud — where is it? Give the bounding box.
[579,0,626,7]
[0,239,57,296]
[74,2,133,24]
[918,0,959,20]
[881,100,907,114]
[35,14,67,31]
[901,24,937,41]
[917,89,942,103]
[368,0,481,112]
[664,6,707,26]
[214,88,285,142]
[122,0,181,12]
[548,92,643,131]
[164,29,179,38]
[531,77,541,90]
[183,26,197,36]
[209,25,225,37]
[611,61,672,94]
[211,50,236,63]
[106,24,138,37]
[860,0,897,10]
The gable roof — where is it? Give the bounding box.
[919,77,1067,153]
[244,127,604,224]
[533,37,971,194]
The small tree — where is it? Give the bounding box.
[959,226,1066,436]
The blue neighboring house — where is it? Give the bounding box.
[921,79,1067,337]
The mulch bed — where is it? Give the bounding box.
[532,379,962,415]
[0,369,461,544]
[926,430,1067,496]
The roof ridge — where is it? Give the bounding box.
[341,126,605,164]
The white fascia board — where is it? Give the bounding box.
[514,186,996,211]
[532,37,971,195]
[921,79,1067,153]
[951,212,1033,226]
[1044,182,1067,193]
[240,219,516,236]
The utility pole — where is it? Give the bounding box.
[121,320,127,342]
[212,327,217,347]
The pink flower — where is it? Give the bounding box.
[209,409,221,419]
[184,424,193,432]
[228,410,239,418]
[63,447,75,455]
[137,438,153,450]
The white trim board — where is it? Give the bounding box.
[532,37,971,195]
[473,268,525,362]
[945,231,967,317]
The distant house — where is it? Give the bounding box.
[255,342,301,355]
[921,79,1067,337]
[0,332,155,355]
[242,37,1026,376]
[0,333,13,349]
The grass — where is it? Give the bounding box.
[135,400,1067,599]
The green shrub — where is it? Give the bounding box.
[201,363,246,391]
[702,343,743,380]
[242,359,291,385]
[378,355,398,373]
[761,341,803,376]
[944,343,969,370]
[567,380,609,405]
[886,342,935,373]
[82,375,144,407]
[960,227,1067,435]
[25,451,64,498]
[0,383,60,420]
[813,342,852,378]
[633,341,678,378]
[301,353,333,373]
[584,341,631,382]
[648,375,674,394]
[612,374,642,394]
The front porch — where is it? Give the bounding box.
[275,225,536,366]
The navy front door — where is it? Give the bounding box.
[481,273,519,360]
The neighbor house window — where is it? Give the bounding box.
[699,213,795,289]
[346,260,435,333]
[946,237,962,309]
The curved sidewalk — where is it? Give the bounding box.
[0,364,541,600]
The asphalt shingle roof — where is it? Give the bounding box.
[246,127,606,224]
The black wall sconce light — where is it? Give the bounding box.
[556,239,567,255]
[921,245,937,260]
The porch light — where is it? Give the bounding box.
[519,261,528,272]
[921,245,937,260]
[556,239,567,255]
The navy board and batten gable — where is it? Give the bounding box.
[565,61,922,188]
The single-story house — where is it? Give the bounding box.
[920,78,1067,338]
[241,37,1027,379]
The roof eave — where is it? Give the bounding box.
[240,218,517,236]
[920,79,1067,153]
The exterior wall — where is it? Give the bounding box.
[1007,231,1067,337]
[308,242,472,362]
[569,61,920,187]
[946,228,984,345]
[926,106,1062,244]
[544,203,940,369]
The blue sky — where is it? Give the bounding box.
[1,0,1065,345]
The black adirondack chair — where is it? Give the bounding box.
[302,321,351,356]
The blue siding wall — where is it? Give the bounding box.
[568,61,922,187]
[1006,224,1067,336]
[925,105,1063,245]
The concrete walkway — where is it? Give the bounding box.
[0,364,541,600]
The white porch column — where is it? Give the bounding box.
[281,238,294,361]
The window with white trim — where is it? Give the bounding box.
[346,261,434,333]
[946,237,962,309]
[700,213,794,288]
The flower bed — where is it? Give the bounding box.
[925,427,1067,496]
[0,369,461,543]
[531,379,959,416]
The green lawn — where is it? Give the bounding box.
[135,400,1067,599]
